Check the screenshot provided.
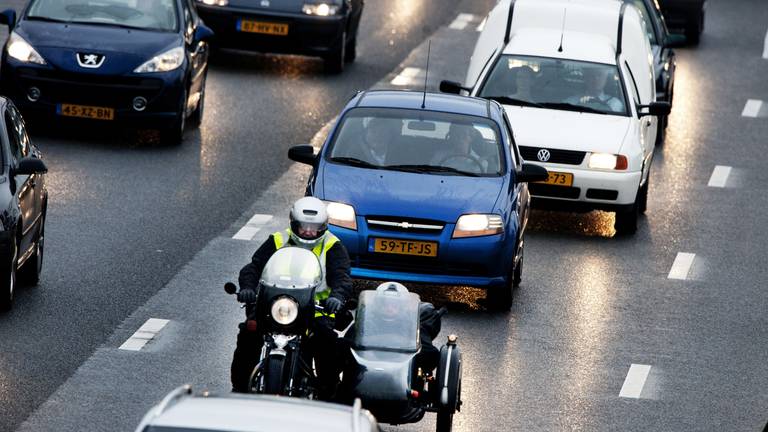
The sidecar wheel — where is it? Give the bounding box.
[436,411,453,432]
[264,355,286,395]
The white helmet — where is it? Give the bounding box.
[289,197,328,249]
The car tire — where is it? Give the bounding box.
[615,200,639,235]
[512,239,524,287]
[344,35,357,63]
[655,116,666,146]
[161,90,187,145]
[436,411,453,432]
[323,32,346,74]
[18,212,44,286]
[0,242,17,311]
[686,12,703,45]
[638,176,649,215]
[189,74,206,129]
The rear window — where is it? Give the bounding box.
[27,0,179,32]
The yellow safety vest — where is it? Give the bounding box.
[273,229,340,317]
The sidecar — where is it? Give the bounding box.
[344,283,462,432]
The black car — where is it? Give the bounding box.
[658,0,705,44]
[195,0,364,73]
[0,97,48,310]
[0,0,213,144]
[626,0,680,144]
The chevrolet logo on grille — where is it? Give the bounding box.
[398,222,413,229]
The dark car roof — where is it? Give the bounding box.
[353,90,495,119]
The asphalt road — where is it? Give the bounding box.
[2,0,768,431]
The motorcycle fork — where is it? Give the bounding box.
[286,339,301,396]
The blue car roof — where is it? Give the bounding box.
[352,90,494,119]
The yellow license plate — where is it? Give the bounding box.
[57,104,114,121]
[373,238,438,257]
[538,171,573,187]
[237,19,289,35]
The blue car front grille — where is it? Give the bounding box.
[365,216,445,234]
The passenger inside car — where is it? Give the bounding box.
[430,124,489,173]
[566,67,625,112]
[508,66,537,101]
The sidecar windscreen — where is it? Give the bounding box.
[352,289,420,353]
[259,247,323,290]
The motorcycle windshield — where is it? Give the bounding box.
[259,247,323,290]
[353,289,420,353]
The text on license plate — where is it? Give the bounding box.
[237,20,289,35]
[538,171,573,187]
[372,238,438,257]
[57,104,114,121]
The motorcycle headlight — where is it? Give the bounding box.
[302,2,341,16]
[452,214,503,238]
[270,296,299,325]
[7,32,46,65]
[196,0,228,5]
[134,46,185,73]
[324,201,357,230]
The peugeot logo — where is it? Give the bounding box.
[76,53,105,69]
[260,0,270,6]
[536,149,551,162]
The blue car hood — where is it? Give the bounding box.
[320,165,505,222]
[16,21,181,74]
[227,0,304,13]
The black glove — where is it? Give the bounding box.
[324,297,344,314]
[237,288,258,304]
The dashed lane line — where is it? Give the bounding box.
[742,99,763,117]
[232,214,273,241]
[763,28,768,59]
[118,318,170,351]
[476,17,487,32]
[619,364,652,399]
[449,13,479,30]
[707,165,732,188]
[390,67,425,86]
[668,252,696,280]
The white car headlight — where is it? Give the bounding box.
[452,214,503,238]
[7,32,46,65]
[588,153,628,170]
[302,2,340,16]
[324,201,357,230]
[270,296,299,325]
[134,47,185,73]
[197,0,228,5]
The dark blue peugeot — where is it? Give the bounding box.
[0,0,213,144]
[288,91,548,310]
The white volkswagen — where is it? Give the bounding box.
[443,0,670,234]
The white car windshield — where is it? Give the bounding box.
[328,108,505,177]
[27,0,178,32]
[479,55,629,116]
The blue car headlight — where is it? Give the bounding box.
[302,1,341,16]
[134,47,185,74]
[7,32,46,65]
[324,201,357,230]
[453,214,503,238]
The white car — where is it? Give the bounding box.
[442,0,671,234]
[135,386,381,432]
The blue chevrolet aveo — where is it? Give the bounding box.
[0,0,213,144]
[289,91,548,310]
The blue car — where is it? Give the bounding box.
[0,0,213,144]
[288,91,548,310]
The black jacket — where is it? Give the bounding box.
[238,233,353,303]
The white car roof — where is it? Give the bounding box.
[503,28,617,64]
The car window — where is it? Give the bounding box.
[4,110,22,163]
[11,107,30,157]
[501,113,520,169]
[27,0,179,32]
[479,55,630,116]
[623,61,642,106]
[630,0,658,44]
[327,107,505,177]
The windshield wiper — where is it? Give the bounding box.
[69,20,150,31]
[26,15,72,24]
[385,164,481,177]
[329,157,381,169]
[538,102,609,115]
[483,96,544,109]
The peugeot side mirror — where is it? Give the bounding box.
[516,163,548,183]
[638,101,672,117]
[0,9,16,28]
[194,23,215,44]
[288,144,317,166]
[664,33,687,48]
[13,157,48,176]
[439,80,470,95]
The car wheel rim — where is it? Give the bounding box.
[9,246,16,301]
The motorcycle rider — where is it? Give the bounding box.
[231,197,352,398]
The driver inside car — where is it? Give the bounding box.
[430,123,488,173]
[566,67,624,112]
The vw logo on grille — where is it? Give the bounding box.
[76,53,106,69]
[537,149,551,162]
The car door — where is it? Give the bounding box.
[183,0,208,111]
[502,113,529,236]
[15,107,44,219]
[621,61,654,175]
[4,108,36,256]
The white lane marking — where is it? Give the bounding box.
[742,99,763,117]
[619,364,652,398]
[668,252,696,280]
[476,17,488,32]
[119,318,170,351]
[390,67,425,86]
[449,13,478,30]
[233,214,273,241]
[763,29,768,59]
[707,165,732,188]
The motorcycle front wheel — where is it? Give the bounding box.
[263,354,287,395]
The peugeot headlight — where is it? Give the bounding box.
[452,214,503,238]
[270,296,299,325]
[302,2,340,16]
[196,0,228,5]
[134,47,185,73]
[588,153,628,170]
[324,201,357,230]
[7,32,46,65]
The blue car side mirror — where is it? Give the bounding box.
[516,163,548,183]
[0,9,16,28]
[194,24,215,44]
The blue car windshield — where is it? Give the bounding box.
[327,108,505,177]
[27,0,179,32]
